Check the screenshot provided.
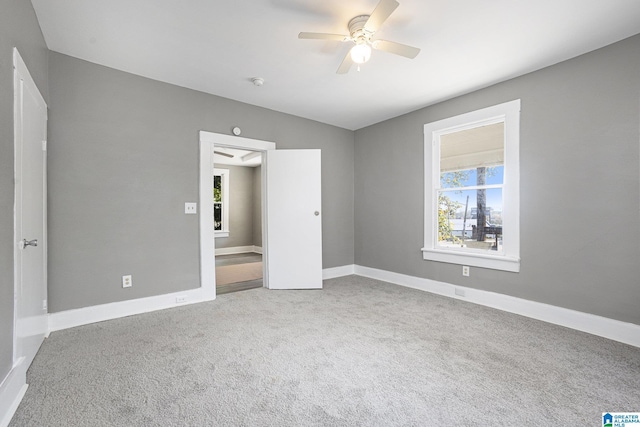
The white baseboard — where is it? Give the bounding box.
[354,265,640,348]
[323,264,355,280]
[48,287,216,332]
[48,263,339,332]
[47,263,639,348]
[0,358,28,427]
[214,246,261,256]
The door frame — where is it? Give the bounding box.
[198,131,275,298]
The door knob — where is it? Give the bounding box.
[314,211,320,216]
[21,239,38,249]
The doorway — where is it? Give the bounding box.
[198,131,323,298]
[199,132,274,299]
[212,148,264,294]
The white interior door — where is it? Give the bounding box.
[265,149,322,289]
[14,49,48,367]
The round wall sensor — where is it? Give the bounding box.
[232,126,241,136]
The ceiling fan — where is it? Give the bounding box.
[298,0,420,74]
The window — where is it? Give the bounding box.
[423,100,520,272]
[214,168,229,237]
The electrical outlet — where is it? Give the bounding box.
[122,275,132,288]
[462,266,470,277]
[455,288,466,297]
[185,202,197,214]
[42,299,47,311]
[176,295,188,304]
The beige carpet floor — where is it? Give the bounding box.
[215,261,263,286]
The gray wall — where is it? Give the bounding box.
[354,34,640,325]
[48,52,354,313]
[214,164,258,250]
[0,0,49,386]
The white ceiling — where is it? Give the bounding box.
[31,0,640,130]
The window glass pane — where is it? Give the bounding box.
[213,175,222,203]
[439,122,504,186]
[437,188,503,252]
[441,165,504,188]
[214,202,222,231]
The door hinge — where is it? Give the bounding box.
[42,140,47,151]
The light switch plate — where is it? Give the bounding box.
[185,202,197,214]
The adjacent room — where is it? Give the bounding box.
[212,147,264,294]
[2,1,639,426]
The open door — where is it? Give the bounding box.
[265,149,322,289]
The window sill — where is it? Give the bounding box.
[421,248,520,272]
[215,231,229,238]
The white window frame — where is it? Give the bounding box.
[422,99,521,272]
[214,168,230,238]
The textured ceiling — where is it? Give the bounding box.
[31,0,640,130]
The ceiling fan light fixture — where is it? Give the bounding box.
[350,43,372,64]
[298,0,419,74]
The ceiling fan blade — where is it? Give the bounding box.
[214,151,234,158]
[298,32,349,42]
[336,50,353,74]
[372,39,420,59]
[364,0,399,33]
